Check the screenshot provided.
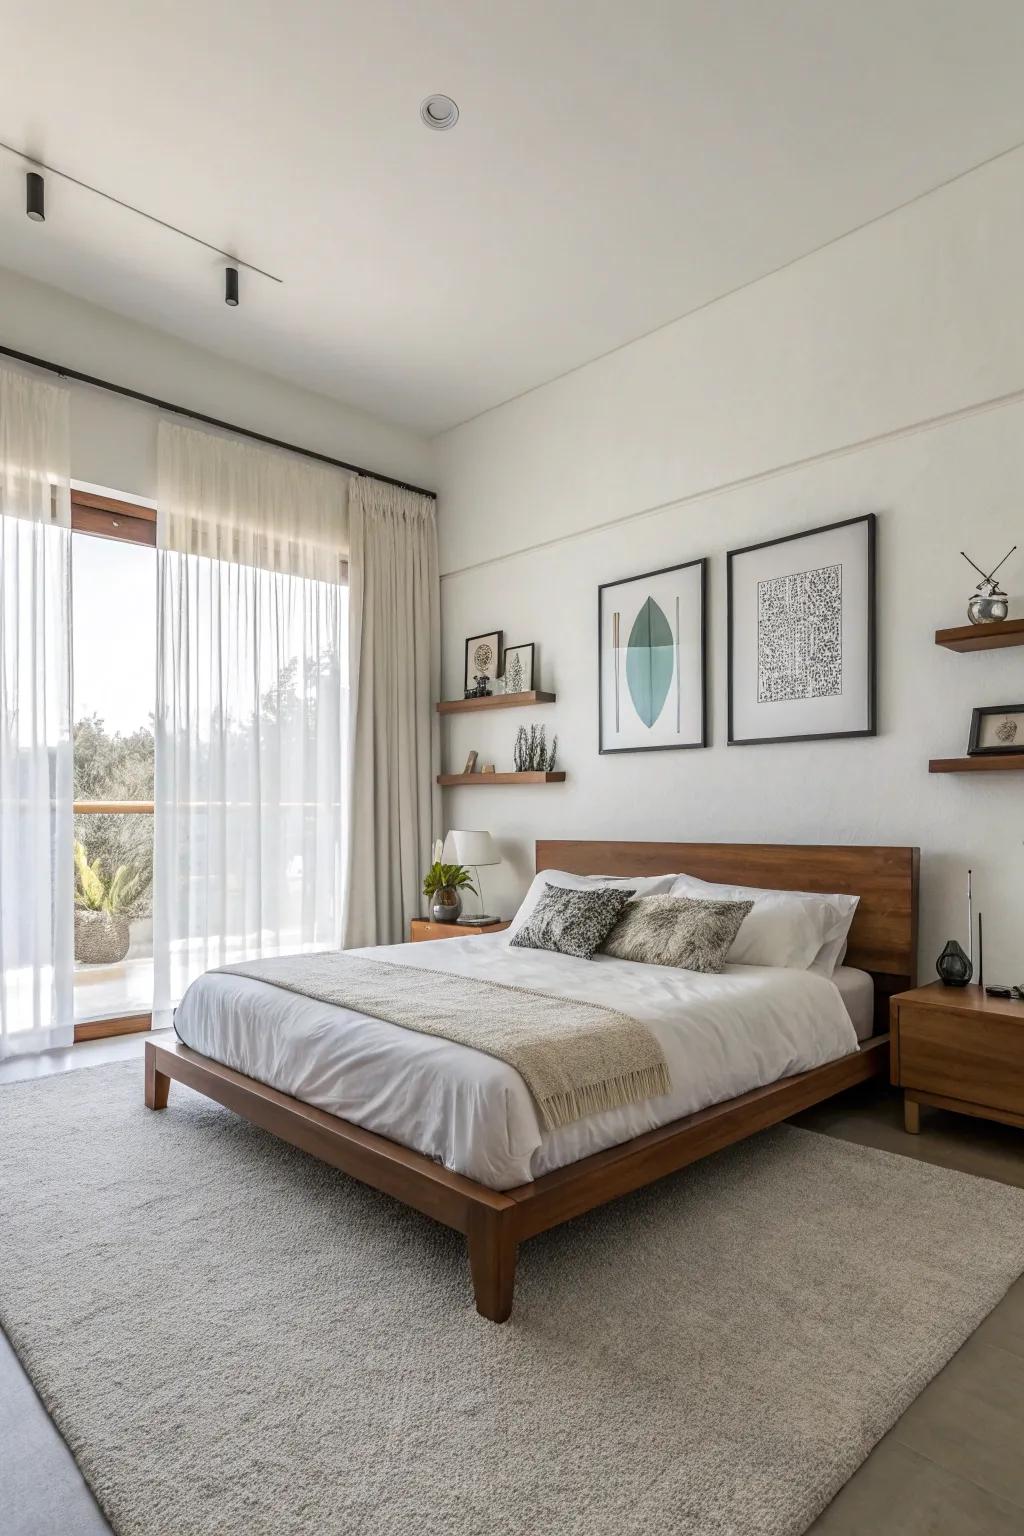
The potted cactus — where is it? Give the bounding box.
[73,840,146,965]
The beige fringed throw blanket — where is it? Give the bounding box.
[213,953,671,1132]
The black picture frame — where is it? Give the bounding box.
[500,642,535,693]
[464,630,502,695]
[727,512,877,746]
[597,556,708,754]
[967,703,1024,756]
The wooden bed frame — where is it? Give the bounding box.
[145,839,919,1322]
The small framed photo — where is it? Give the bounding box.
[598,557,707,753]
[463,749,479,774]
[727,513,876,745]
[968,704,1024,756]
[501,642,534,694]
[464,630,502,695]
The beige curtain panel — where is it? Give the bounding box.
[344,477,440,948]
[157,419,350,582]
[154,422,351,1007]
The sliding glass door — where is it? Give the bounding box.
[67,475,350,1035]
[70,493,156,1033]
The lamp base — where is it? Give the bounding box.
[456,914,500,927]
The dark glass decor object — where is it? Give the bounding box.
[936,939,973,987]
[429,888,463,924]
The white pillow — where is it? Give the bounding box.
[809,935,850,979]
[507,870,677,940]
[668,873,858,974]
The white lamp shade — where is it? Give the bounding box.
[442,829,500,867]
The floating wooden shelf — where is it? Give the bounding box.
[929,756,1024,774]
[935,618,1024,652]
[436,691,556,715]
[437,771,566,787]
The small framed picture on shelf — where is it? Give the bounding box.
[464,630,502,696]
[500,642,534,694]
[463,749,479,774]
[968,703,1024,756]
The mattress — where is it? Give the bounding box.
[174,935,863,1190]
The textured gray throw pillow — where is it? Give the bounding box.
[601,895,754,973]
[509,883,636,960]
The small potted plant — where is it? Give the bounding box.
[73,840,146,965]
[422,839,476,924]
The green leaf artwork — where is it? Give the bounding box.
[625,596,674,728]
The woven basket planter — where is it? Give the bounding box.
[74,910,131,966]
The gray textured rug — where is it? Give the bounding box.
[2,1064,1023,1536]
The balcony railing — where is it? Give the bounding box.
[74,801,154,814]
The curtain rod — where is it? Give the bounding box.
[0,343,437,501]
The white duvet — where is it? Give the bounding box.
[173,934,860,1190]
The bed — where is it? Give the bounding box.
[146,839,919,1321]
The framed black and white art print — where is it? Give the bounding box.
[464,630,502,694]
[500,642,534,694]
[598,557,707,753]
[968,703,1024,756]
[727,513,876,746]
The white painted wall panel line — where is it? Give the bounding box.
[434,135,1024,442]
[441,377,1024,580]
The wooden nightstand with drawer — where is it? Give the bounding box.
[410,919,510,943]
[890,982,1024,1134]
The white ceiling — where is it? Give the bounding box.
[1,1,1023,436]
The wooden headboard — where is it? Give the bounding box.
[536,840,919,1031]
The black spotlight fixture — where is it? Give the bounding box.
[224,266,239,307]
[26,171,45,222]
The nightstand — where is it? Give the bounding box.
[890,982,1024,1134]
[409,919,510,943]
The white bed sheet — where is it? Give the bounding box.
[832,965,874,1041]
[174,935,862,1189]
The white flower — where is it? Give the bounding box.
[433,838,444,864]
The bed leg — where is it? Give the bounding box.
[903,1094,920,1135]
[144,1043,170,1111]
[467,1208,517,1323]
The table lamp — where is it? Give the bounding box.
[442,829,501,925]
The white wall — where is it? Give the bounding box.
[0,265,434,497]
[435,146,1024,980]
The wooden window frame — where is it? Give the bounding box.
[74,1013,153,1044]
[71,488,156,547]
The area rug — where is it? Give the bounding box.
[2,1063,1024,1536]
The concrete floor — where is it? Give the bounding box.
[795,1087,1024,1534]
[2,1038,1023,1536]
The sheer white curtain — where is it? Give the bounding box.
[153,423,350,1010]
[0,366,73,1057]
[343,476,440,948]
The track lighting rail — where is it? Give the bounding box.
[1,140,281,283]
